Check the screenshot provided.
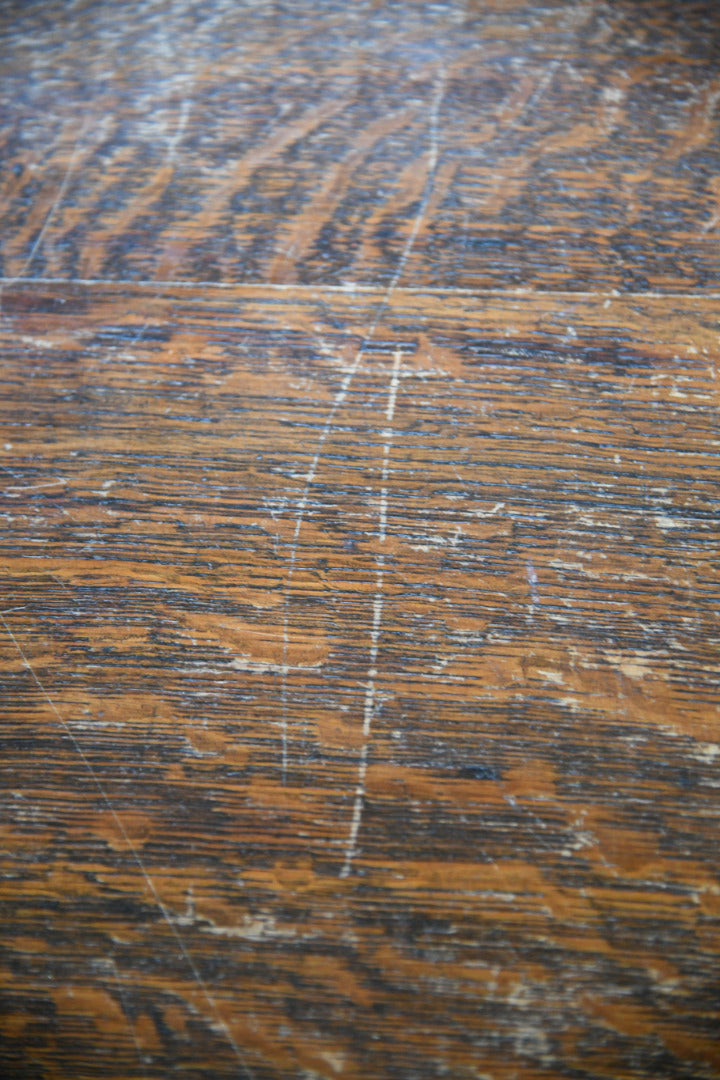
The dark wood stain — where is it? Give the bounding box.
[1,3,719,1079]
[2,1,720,291]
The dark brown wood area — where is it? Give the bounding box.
[1,3,719,1079]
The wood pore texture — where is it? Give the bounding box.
[0,2,719,1079]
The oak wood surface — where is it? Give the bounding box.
[2,0,720,291]
[1,3,719,1080]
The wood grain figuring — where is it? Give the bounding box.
[2,1,720,291]
[0,2,719,1079]
[1,283,719,1079]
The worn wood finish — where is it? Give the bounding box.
[1,2,720,1079]
[1,282,719,1079]
[2,1,720,291]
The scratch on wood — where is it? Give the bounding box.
[106,957,149,1079]
[2,276,720,301]
[0,613,255,1080]
[166,98,191,165]
[0,571,74,596]
[0,122,89,320]
[3,479,67,494]
[280,68,446,782]
[527,558,540,615]
[340,348,403,879]
[20,123,88,277]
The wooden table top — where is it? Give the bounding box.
[1,3,719,1079]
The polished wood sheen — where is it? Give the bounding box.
[1,3,719,1080]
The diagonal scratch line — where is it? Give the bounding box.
[0,571,73,596]
[279,67,446,782]
[0,121,89,321]
[340,348,403,878]
[0,613,254,1080]
[20,123,88,277]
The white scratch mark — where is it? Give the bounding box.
[340,349,403,879]
[472,501,505,518]
[107,957,149,1079]
[2,276,719,302]
[4,479,67,494]
[527,558,540,614]
[279,69,446,781]
[20,124,88,277]
[0,121,90,320]
[525,58,562,115]
[385,345,403,423]
[0,570,74,596]
[166,99,191,164]
[701,211,719,234]
[0,614,254,1080]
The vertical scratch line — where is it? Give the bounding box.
[166,99,191,165]
[340,348,403,878]
[107,957,150,1079]
[0,614,254,1080]
[280,67,445,782]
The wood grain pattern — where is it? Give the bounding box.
[1,281,719,1079]
[2,1,720,291]
[1,1,720,1078]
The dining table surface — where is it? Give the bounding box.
[1,2,719,1078]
